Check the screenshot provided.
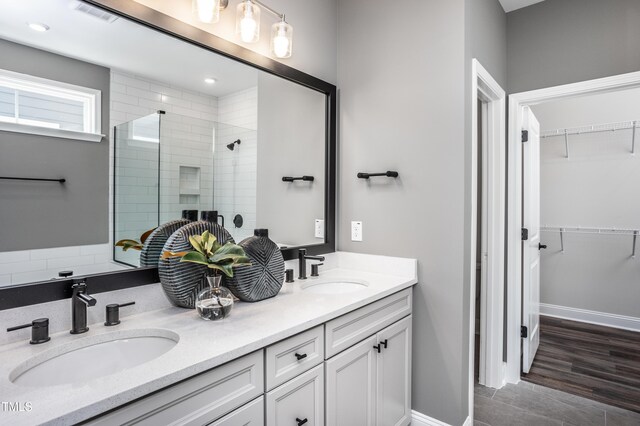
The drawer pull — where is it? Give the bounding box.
[381,339,388,349]
[296,417,308,425]
[294,352,308,361]
[373,344,381,353]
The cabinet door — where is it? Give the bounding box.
[210,396,264,426]
[266,364,324,426]
[325,335,377,426]
[376,315,412,426]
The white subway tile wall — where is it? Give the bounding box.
[0,244,127,285]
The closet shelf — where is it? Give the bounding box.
[541,226,638,257]
[540,119,638,158]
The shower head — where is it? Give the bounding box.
[226,139,241,151]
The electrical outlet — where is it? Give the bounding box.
[315,219,324,239]
[351,221,363,242]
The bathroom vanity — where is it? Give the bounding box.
[0,252,416,425]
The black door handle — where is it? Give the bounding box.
[539,243,548,250]
[381,339,388,349]
[296,418,308,426]
[294,352,307,361]
[373,344,381,353]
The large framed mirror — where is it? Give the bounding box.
[0,0,335,306]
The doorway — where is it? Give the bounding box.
[468,59,507,420]
[506,71,640,394]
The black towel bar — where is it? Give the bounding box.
[282,176,314,182]
[357,171,398,179]
[0,176,66,183]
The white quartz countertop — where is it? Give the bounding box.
[0,252,417,425]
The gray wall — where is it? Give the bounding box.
[0,39,110,251]
[532,89,640,318]
[336,0,505,423]
[507,0,640,93]
[256,72,326,246]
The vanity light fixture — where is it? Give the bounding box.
[193,0,293,58]
[28,22,50,32]
[204,77,217,84]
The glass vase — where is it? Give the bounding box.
[196,274,234,320]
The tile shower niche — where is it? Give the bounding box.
[179,166,201,205]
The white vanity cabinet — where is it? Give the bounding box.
[85,288,413,426]
[325,289,412,426]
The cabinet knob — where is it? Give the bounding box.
[294,352,307,361]
[296,418,308,426]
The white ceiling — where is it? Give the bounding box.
[499,0,546,13]
[0,0,258,97]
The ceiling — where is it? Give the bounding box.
[0,0,258,97]
[499,0,546,13]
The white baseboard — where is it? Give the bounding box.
[412,410,470,426]
[540,303,640,332]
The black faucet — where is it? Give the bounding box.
[298,249,325,280]
[70,279,96,334]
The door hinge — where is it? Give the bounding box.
[521,326,528,338]
[522,130,529,143]
[522,228,529,241]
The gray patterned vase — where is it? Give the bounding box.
[159,211,234,308]
[225,229,285,302]
[139,211,197,267]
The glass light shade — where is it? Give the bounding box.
[236,0,260,43]
[193,0,220,24]
[271,21,293,58]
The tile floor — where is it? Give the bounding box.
[474,381,640,426]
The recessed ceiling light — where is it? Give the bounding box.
[28,22,50,32]
[204,78,217,85]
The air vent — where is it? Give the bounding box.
[70,1,119,24]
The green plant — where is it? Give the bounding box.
[115,228,156,251]
[162,231,250,277]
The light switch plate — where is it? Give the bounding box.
[351,221,363,241]
[315,219,324,239]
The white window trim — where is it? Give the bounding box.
[0,68,104,142]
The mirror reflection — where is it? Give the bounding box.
[0,0,326,284]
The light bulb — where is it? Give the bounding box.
[240,16,257,42]
[193,0,220,24]
[273,33,289,58]
[270,21,292,58]
[236,1,260,43]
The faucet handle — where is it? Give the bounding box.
[310,263,323,277]
[7,318,51,344]
[105,302,135,326]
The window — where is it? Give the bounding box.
[0,68,102,142]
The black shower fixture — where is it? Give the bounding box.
[226,139,241,151]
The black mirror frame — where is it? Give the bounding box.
[0,0,336,310]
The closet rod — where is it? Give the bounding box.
[541,226,639,257]
[540,119,638,139]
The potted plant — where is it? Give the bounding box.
[162,231,250,320]
[114,227,156,251]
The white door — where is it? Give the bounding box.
[325,335,377,426]
[522,106,541,374]
[376,316,412,426]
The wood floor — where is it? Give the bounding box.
[522,316,640,414]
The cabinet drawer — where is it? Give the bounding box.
[325,288,412,358]
[209,396,264,426]
[266,325,324,391]
[266,364,324,426]
[87,351,264,426]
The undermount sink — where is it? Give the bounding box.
[301,278,369,294]
[10,329,179,387]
